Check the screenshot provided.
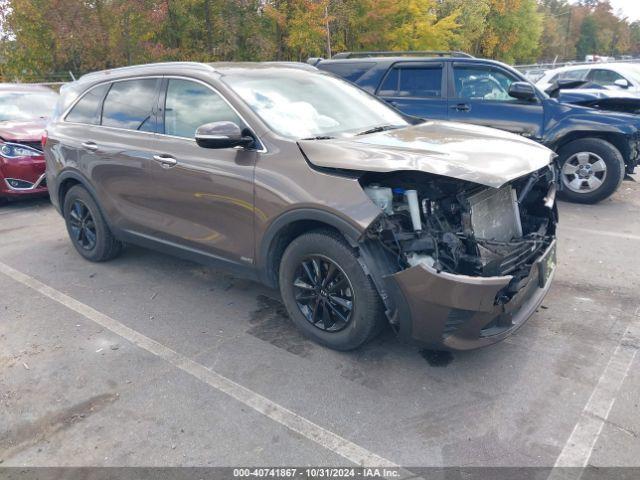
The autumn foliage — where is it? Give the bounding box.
[0,0,637,82]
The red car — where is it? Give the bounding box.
[0,84,58,201]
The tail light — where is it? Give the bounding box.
[42,130,48,148]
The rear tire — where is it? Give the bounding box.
[278,230,385,351]
[557,138,625,204]
[63,185,122,262]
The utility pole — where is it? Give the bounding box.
[325,3,332,59]
[564,10,572,61]
[204,0,213,58]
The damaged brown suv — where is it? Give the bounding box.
[45,62,558,351]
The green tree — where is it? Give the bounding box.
[576,15,598,59]
[438,0,490,54]
[480,0,543,63]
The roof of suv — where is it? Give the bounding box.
[77,61,316,84]
[316,55,507,67]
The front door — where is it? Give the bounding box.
[447,63,545,141]
[144,78,257,265]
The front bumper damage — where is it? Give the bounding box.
[386,240,556,350]
[358,165,558,351]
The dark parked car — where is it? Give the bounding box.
[0,84,58,201]
[45,62,557,351]
[314,53,640,204]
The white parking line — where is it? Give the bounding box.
[0,261,407,471]
[551,304,640,471]
[561,226,640,242]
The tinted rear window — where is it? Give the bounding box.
[65,84,109,124]
[318,62,375,82]
[378,66,443,98]
[101,79,159,131]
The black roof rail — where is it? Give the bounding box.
[331,50,474,59]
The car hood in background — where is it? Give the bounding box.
[557,89,640,115]
[298,121,554,188]
[0,118,47,142]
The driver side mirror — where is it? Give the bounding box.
[195,121,254,149]
[508,82,537,101]
[614,78,630,89]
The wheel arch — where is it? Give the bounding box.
[257,209,365,289]
[56,170,115,229]
[553,131,629,162]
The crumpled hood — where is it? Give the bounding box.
[298,121,555,188]
[0,118,47,142]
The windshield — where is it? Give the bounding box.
[222,69,409,139]
[0,90,59,122]
[620,65,640,83]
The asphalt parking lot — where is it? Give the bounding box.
[1,176,639,469]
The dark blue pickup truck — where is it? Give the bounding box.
[313,52,640,204]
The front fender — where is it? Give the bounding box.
[542,100,640,149]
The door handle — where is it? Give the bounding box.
[451,103,471,112]
[153,154,178,168]
[81,141,98,152]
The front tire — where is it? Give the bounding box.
[557,138,625,204]
[278,230,385,351]
[63,185,122,262]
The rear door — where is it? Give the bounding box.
[376,62,448,120]
[447,62,545,140]
[86,78,163,234]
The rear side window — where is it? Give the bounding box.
[101,79,159,132]
[559,69,588,81]
[318,62,375,83]
[65,84,110,124]
[378,66,443,98]
[163,79,242,138]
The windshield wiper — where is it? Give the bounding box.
[355,124,400,136]
[301,135,335,140]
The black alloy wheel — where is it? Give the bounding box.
[63,185,122,262]
[68,199,97,251]
[292,255,354,332]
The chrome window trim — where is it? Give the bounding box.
[61,74,267,153]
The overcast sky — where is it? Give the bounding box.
[607,0,640,22]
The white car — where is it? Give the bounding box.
[536,63,640,93]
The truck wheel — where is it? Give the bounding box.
[63,185,122,262]
[278,230,385,351]
[557,138,625,204]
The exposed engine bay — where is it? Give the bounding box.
[362,167,557,302]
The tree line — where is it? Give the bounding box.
[0,0,638,82]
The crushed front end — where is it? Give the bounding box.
[360,166,557,350]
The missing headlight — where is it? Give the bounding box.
[361,169,556,285]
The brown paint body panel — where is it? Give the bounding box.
[299,121,554,188]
